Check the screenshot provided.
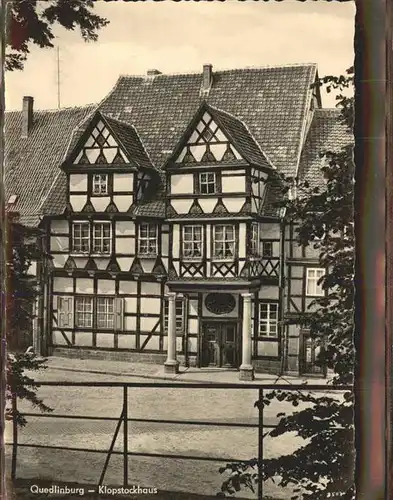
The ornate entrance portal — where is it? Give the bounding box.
[201,322,238,368]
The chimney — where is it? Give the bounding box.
[201,64,213,96]
[22,96,34,138]
[147,69,162,76]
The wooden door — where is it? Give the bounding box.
[299,333,326,376]
[221,323,237,367]
[202,323,237,367]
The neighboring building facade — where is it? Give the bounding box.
[5,64,351,379]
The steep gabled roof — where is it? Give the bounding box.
[4,104,96,226]
[98,64,317,174]
[63,110,154,171]
[298,108,352,187]
[5,64,317,224]
[167,101,275,170]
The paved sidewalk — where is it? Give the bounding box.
[45,356,330,386]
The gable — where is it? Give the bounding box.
[175,111,243,164]
[73,119,129,165]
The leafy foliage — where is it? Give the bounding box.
[5,218,52,426]
[219,69,355,498]
[5,0,109,71]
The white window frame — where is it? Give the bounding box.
[199,172,217,194]
[258,302,279,338]
[92,221,112,254]
[92,173,108,196]
[306,268,325,297]
[182,225,203,261]
[213,224,236,261]
[138,223,158,256]
[164,299,185,334]
[250,223,259,257]
[96,297,115,329]
[72,221,90,254]
[75,296,93,328]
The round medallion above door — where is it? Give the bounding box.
[204,293,236,315]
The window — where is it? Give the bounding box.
[164,299,185,333]
[262,241,273,258]
[199,172,217,194]
[8,194,18,205]
[138,223,158,255]
[75,297,93,328]
[258,302,278,337]
[306,268,325,296]
[56,296,124,331]
[93,222,111,254]
[72,222,90,253]
[97,297,114,329]
[213,225,235,260]
[182,225,203,260]
[250,223,259,256]
[92,174,108,195]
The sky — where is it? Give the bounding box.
[5,0,355,111]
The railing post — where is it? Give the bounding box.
[123,385,128,487]
[257,388,263,500]
[11,392,18,481]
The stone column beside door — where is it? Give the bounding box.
[239,293,254,381]
[164,292,180,374]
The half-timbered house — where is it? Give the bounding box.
[5,64,351,379]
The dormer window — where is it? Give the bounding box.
[199,172,217,194]
[92,174,108,196]
[8,194,18,205]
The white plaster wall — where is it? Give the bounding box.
[171,199,194,214]
[238,224,246,259]
[188,318,198,334]
[261,223,280,239]
[53,277,73,293]
[75,278,94,294]
[124,297,137,314]
[172,225,180,259]
[74,332,93,347]
[258,287,279,300]
[171,174,194,194]
[199,198,218,213]
[51,220,69,234]
[222,175,246,193]
[69,174,88,192]
[118,334,137,349]
[222,197,245,213]
[116,237,135,255]
[119,281,137,295]
[52,330,72,345]
[91,197,110,212]
[161,233,169,258]
[116,221,135,236]
[96,334,115,348]
[140,282,161,296]
[97,279,115,295]
[140,335,160,350]
[257,341,279,357]
[70,195,87,212]
[140,316,160,331]
[50,236,69,252]
[187,337,198,353]
[52,254,68,268]
[140,297,161,315]
[125,316,137,331]
[114,173,134,192]
[113,195,133,212]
